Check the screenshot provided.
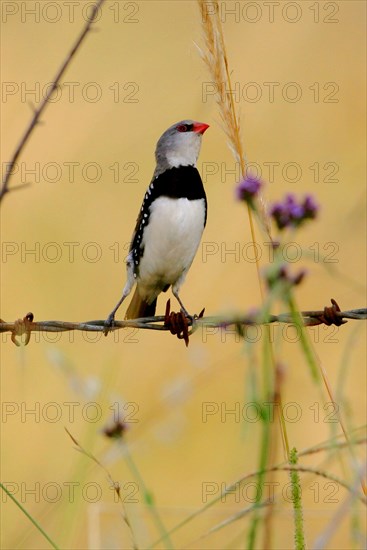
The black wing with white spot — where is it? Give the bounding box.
[129,180,156,274]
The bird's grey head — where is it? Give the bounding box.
[154,120,209,176]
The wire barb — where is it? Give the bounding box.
[316,298,347,326]
[163,299,205,347]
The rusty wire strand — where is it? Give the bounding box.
[1,300,366,346]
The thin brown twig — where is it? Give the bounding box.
[64,428,139,550]
[0,0,106,202]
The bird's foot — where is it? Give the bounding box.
[181,307,206,324]
[181,309,193,323]
[103,313,115,336]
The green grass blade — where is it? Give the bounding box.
[1,482,60,550]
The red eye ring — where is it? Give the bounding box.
[177,124,188,132]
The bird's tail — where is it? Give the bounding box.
[125,288,157,319]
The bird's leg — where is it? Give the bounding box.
[104,258,135,335]
[104,293,128,334]
[172,288,193,321]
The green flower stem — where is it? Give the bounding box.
[289,448,306,550]
[247,323,274,549]
[288,294,320,382]
[123,445,174,549]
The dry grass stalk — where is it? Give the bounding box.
[65,428,139,550]
[197,0,271,240]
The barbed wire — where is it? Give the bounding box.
[0,0,106,202]
[1,299,366,346]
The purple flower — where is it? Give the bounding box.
[270,194,318,230]
[303,195,318,220]
[103,419,128,440]
[265,265,307,290]
[236,174,262,206]
[270,203,290,230]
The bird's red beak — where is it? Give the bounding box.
[193,122,210,135]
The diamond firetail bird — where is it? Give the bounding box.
[104,120,209,331]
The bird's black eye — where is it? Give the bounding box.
[177,123,193,133]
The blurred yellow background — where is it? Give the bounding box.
[1,1,366,549]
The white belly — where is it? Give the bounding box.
[137,197,205,298]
